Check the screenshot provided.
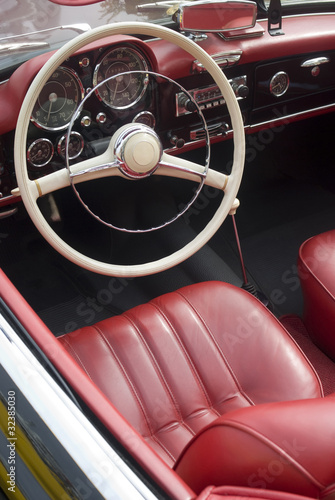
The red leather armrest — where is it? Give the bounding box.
[175,398,335,498]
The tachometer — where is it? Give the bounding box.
[31,67,84,131]
[93,46,149,109]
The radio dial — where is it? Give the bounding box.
[179,95,197,113]
[233,83,249,98]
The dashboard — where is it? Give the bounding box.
[26,43,155,171]
[0,13,335,211]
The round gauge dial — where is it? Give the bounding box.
[132,111,156,129]
[93,46,149,109]
[57,132,84,160]
[27,138,54,167]
[31,67,84,131]
[269,71,289,97]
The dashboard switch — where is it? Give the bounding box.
[169,133,185,148]
[96,112,107,124]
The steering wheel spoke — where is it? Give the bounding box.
[17,156,122,201]
[69,156,121,182]
[157,152,229,191]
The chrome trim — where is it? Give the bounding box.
[301,56,330,67]
[114,124,162,179]
[178,0,257,33]
[176,75,247,117]
[30,66,85,132]
[249,103,335,130]
[190,121,228,140]
[192,50,242,72]
[0,207,18,219]
[186,32,208,42]
[92,46,149,110]
[132,111,156,129]
[0,313,159,500]
[218,26,264,40]
[57,131,84,160]
[27,138,54,167]
[0,42,49,55]
[168,102,335,151]
[0,24,91,43]
[269,71,290,97]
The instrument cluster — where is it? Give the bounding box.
[27,44,152,169]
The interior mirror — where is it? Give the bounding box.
[177,0,257,32]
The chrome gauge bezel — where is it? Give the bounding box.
[27,138,54,167]
[31,66,85,131]
[269,71,290,97]
[93,46,149,110]
[132,111,156,129]
[57,131,84,160]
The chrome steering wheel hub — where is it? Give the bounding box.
[114,124,162,179]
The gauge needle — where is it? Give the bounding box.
[113,80,119,101]
[31,150,42,161]
[47,92,57,121]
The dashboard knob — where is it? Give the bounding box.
[179,95,197,113]
[169,133,185,148]
[233,84,249,98]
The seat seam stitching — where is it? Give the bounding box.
[94,324,176,463]
[176,290,255,407]
[123,311,196,439]
[208,419,326,489]
[60,337,92,378]
[149,298,221,418]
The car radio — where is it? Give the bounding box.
[176,75,248,117]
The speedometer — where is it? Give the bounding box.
[93,46,149,109]
[31,67,84,131]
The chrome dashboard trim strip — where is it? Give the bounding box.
[249,102,335,131]
[166,102,335,154]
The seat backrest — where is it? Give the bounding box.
[59,281,322,466]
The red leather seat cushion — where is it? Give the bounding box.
[197,486,319,500]
[58,281,322,467]
[298,230,335,360]
[175,396,335,498]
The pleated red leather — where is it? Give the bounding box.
[175,397,335,498]
[59,281,322,468]
[298,230,335,360]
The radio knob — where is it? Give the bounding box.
[179,95,197,113]
[233,84,249,98]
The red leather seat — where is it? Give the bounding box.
[58,281,326,494]
[175,395,335,496]
[298,229,335,360]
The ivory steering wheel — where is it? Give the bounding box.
[14,22,245,277]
